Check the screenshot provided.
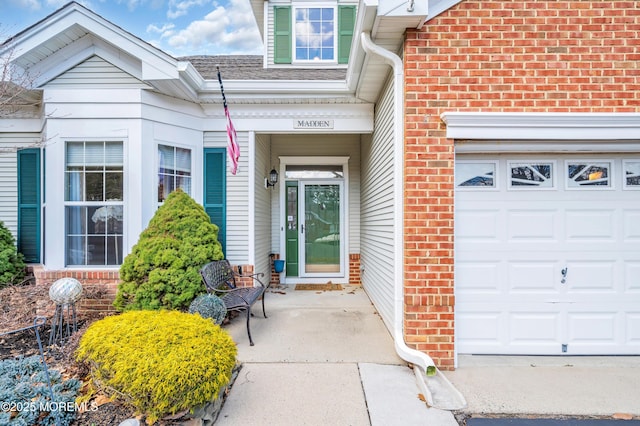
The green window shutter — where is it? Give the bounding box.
[204,148,226,254]
[338,5,356,64]
[17,149,41,263]
[274,6,292,64]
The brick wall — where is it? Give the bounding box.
[404,0,639,369]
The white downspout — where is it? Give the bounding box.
[359,32,436,376]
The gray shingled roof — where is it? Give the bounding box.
[179,55,347,81]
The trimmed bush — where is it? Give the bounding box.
[189,293,227,325]
[76,310,237,424]
[0,220,25,288]
[0,355,81,426]
[114,189,224,311]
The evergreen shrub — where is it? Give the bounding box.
[76,310,237,424]
[114,189,224,311]
[189,293,227,325]
[0,220,25,288]
[0,355,81,425]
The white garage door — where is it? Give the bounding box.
[455,154,640,355]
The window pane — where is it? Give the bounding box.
[177,176,191,194]
[322,8,333,20]
[66,142,84,166]
[85,171,104,201]
[105,141,123,165]
[309,8,321,20]
[456,162,496,187]
[85,143,104,165]
[567,162,610,188]
[87,235,106,265]
[107,236,123,265]
[176,147,191,172]
[65,170,84,201]
[509,163,553,188]
[66,236,86,265]
[105,172,123,200]
[159,145,175,174]
[66,206,87,235]
[624,161,640,187]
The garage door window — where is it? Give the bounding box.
[566,160,612,189]
[508,161,554,189]
[456,161,497,188]
[623,160,640,188]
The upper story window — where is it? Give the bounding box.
[295,7,335,61]
[158,144,192,202]
[274,4,355,65]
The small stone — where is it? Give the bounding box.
[613,413,633,420]
[118,419,140,426]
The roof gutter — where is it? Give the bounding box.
[359,31,437,376]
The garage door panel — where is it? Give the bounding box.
[508,261,558,294]
[565,261,616,294]
[456,311,504,350]
[627,314,640,345]
[509,312,561,346]
[626,262,640,292]
[624,210,640,240]
[456,209,500,240]
[507,210,556,240]
[456,261,501,294]
[565,210,616,240]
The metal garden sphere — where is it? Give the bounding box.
[49,277,83,304]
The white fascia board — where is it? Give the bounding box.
[346,0,379,92]
[7,5,178,81]
[424,0,463,22]
[441,112,640,140]
[198,79,351,96]
[0,119,44,133]
[30,35,145,87]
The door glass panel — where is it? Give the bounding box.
[304,184,340,273]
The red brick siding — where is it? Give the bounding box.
[33,263,257,316]
[404,0,639,369]
[349,253,361,285]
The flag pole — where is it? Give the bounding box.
[217,66,240,175]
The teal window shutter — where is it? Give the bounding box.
[338,5,356,64]
[17,149,41,263]
[204,148,226,254]
[274,6,292,64]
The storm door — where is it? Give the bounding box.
[283,163,345,279]
[300,181,343,276]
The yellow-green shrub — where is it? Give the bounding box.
[76,310,237,424]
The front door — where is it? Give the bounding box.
[300,181,343,276]
[281,160,348,282]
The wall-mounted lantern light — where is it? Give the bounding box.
[265,169,278,189]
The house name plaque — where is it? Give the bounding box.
[294,119,334,129]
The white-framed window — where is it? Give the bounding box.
[158,144,192,202]
[565,160,613,189]
[455,161,499,189]
[64,141,123,266]
[623,160,640,189]
[294,5,336,62]
[507,161,556,189]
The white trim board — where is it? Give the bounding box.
[441,112,640,141]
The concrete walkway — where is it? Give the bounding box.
[214,285,457,426]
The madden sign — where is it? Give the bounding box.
[294,119,334,129]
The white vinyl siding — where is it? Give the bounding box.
[255,133,272,279]
[270,133,361,256]
[0,134,42,237]
[204,131,250,263]
[360,75,395,330]
[48,56,149,88]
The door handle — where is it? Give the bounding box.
[301,224,304,233]
[561,267,568,284]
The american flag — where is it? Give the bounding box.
[217,67,240,175]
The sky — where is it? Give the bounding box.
[1,0,264,57]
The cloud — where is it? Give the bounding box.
[167,0,210,20]
[163,0,262,55]
[10,0,42,11]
